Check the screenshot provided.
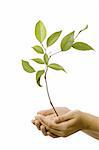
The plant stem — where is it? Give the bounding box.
[41,43,59,116]
[49,50,62,58]
[44,67,59,116]
[75,25,88,40]
[74,30,82,40]
[41,43,46,52]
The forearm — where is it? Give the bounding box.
[82,130,99,140]
[82,112,99,131]
[81,112,99,139]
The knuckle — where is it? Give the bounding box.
[40,125,44,130]
[41,125,47,136]
[32,120,35,125]
[58,116,62,122]
[35,120,39,125]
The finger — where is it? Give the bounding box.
[40,125,47,136]
[55,111,74,123]
[47,131,59,138]
[37,108,54,116]
[52,117,77,132]
[47,121,79,137]
[36,115,64,137]
[36,115,60,130]
[64,128,80,137]
[32,119,35,125]
[46,126,62,137]
[35,120,41,130]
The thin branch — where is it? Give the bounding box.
[74,30,82,40]
[40,43,59,116]
[50,50,62,57]
[48,50,62,62]
[75,25,88,40]
[44,67,59,116]
[41,43,46,52]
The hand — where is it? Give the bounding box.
[32,107,70,137]
[36,110,86,137]
[32,108,99,139]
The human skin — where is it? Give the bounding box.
[32,107,99,139]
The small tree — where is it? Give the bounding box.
[21,20,94,116]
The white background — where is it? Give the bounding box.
[0,0,99,149]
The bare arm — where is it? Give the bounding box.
[81,112,99,139]
[83,130,99,140]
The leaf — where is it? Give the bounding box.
[47,30,62,47]
[48,63,65,72]
[43,53,49,65]
[35,20,47,43]
[32,58,44,64]
[22,60,35,73]
[32,45,44,54]
[61,31,75,51]
[72,42,94,50]
[36,70,45,87]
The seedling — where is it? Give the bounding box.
[21,20,94,116]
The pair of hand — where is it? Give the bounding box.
[32,107,86,138]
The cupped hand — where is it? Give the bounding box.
[36,110,86,137]
[32,107,70,138]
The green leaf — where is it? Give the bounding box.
[61,31,75,51]
[43,53,49,65]
[47,30,62,47]
[36,70,45,87]
[48,63,65,72]
[22,60,35,73]
[72,42,94,50]
[35,20,47,43]
[32,45,44,54]
[32,58,44,64]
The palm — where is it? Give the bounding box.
[38,107,70,119]
[33,107,70,137]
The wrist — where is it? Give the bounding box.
[80,112,90,130]
[81,112,99,131]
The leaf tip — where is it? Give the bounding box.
[60,30,62,33]
[38,20,42,23]
[85,24,88,29]
[63,69,67,73]
[36,20,42,25]
[21,59,25,64]
[92,48,95,51]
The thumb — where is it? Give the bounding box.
[55,111,73,123]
